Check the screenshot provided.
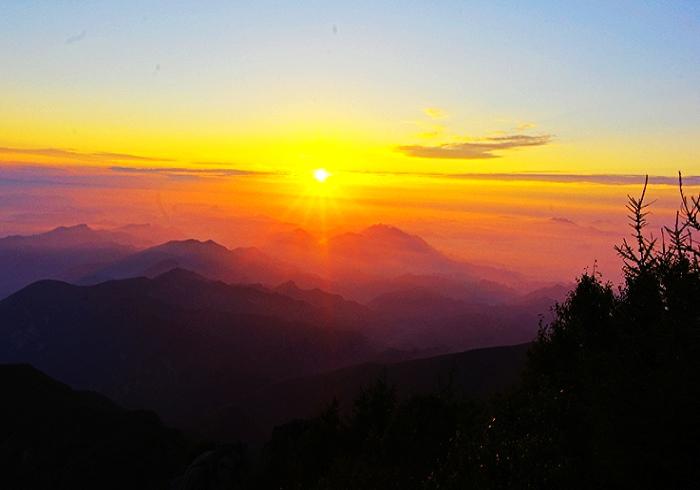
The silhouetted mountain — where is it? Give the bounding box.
[275,277,546,356]
[366,286,550,352]
[269,224,520,280]
[0,223,141,249]
[262,224,524,303]
[0,271,375,426]
[0,364,188,489]
[72,237,548,358]
[329,224,435,256]
[333,224,522,285]
[82,238,324,288]
[200,343,529,443]
[356,272,516,304]
[274,280,376,328]
[0,224,136,299]
[510,282,571,307]
[111,222,185,246]
[368,287,466,318]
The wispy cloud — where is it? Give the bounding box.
[350,170,700,186]
[65,30,87,45]
[397,134,553,159]
[0,163,272,191]
[423,107,448,119]
[0,145,275,188]
[549,216,576,225]
[516,122,536,130]
[0,146,172,163]
[0,165,134,189]
[110,166,272,178]
[94,152,171,162]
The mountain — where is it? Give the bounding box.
[0,270,375,426]
[81,238,325,288]
[267,224,511,278]
[0,222,526,307]
[0,223,142,249]
[262,224,523,303]
[111,222,185,246]
[274,280,376,328]
[368,287,467,319]
[356,272,516,304]
[199,343,530,443]
[329,224,436,257]
[0,224,137,299]
[367,287,547,351]
[0,364,189,489]
[511,282,572,307]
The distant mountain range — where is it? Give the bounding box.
[79,238,323,289]
[263,224,524,298]
[0,223,538,304]
[0,223,183,299]
[0,224,136,299]
[0,222,566,440]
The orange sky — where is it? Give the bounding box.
[1,163,696,283]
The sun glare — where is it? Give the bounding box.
[313,168,331,183]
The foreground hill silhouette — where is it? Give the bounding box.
[0,263,559,428]
[0,346,530,488]
[199,343,529,443]
[0,364,189,489]
[0,269,375,426]
[0,264,547,436]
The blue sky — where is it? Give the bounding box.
[1,1,698,174]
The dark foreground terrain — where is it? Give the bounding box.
[0,364,190,489]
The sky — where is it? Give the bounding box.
[1,1,699,282]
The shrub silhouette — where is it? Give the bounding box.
[433,174,700,489]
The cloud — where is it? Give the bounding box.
[549,216,576,225]
[441,173,700,186]
[65,30,87,44]
[397,134,553,159]
[0,165,133,189]
[516,122,537,130]
[0,146,172,163]
[93,152,170,162]
[423,107,448,119]
[109,166,272,178]
[546,216,617,237]
[350,170,700,186]
[0,163,272,193]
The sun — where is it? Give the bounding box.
[313,168,331,183]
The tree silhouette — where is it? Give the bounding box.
[458,173,700,489]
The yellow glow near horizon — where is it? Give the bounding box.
[313,168,331,183]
